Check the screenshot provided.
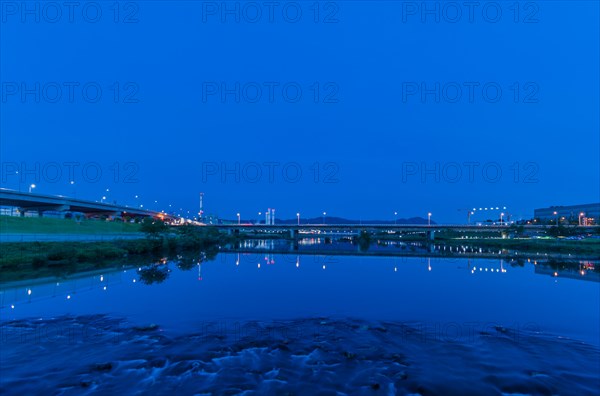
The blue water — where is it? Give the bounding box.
[2,254,599,345]
[1,253,599,394]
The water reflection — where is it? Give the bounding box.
[3,254,597,314]
[1,247,599,349]
[137,266,169,285]
[1,240,599,394]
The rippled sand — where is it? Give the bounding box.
[1,316,599,395]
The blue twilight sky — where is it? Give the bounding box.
[0,1,598,223]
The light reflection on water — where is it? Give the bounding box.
[1,251,598,346]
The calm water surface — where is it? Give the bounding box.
[1,251,599,394]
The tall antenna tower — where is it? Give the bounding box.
[199,192,204,220]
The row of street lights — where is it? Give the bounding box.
[235,211,434,226]
[554,211,588,226]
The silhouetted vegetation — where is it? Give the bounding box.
[138,265,170,284]
[140,218,170,239]
[0,224,231,282]
[547,226,578,237]
[355,231,372,252]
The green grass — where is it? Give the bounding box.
[0,215,141,234]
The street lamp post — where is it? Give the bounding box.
[500,212,504,225]
[394,211,398,225]
[427,212,432,226]
[553,211,558,226]
[237,213,240,225]
[297,212,300,225]
[579,212,585,226]
[28,184,36,193]
[322,212,327,225]
[15,170,21,192]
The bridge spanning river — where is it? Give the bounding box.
[210,223,561,241]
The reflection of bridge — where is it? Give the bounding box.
[212,223,556,241]
[0,188,173,220]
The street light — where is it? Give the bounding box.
[322,212,327,225]
[14,170,22,192]
[237,213,240,225]
[553,211,558,226]
[579,212,585,226]
[427,212,432,226]
[500,212,504,225]
[394,211,398,225]
[28,184,36,193]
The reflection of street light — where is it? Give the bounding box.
[427,212,432,226]
[297,212,300,225]
[237,213,240,225]
[29,184,36,193]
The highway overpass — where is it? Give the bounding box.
[0,188,174,221]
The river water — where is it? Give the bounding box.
[1,249,599,394]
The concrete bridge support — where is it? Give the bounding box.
[427,230,435,241]
[289,229,299,240]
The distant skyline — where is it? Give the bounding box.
[1,1,598,223]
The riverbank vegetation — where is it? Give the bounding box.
[0,221,234,282]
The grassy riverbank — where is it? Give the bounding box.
[0,216,141,234]
[432,237,600,255]
[0,224,233,282]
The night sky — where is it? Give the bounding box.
[1,1,598,223]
